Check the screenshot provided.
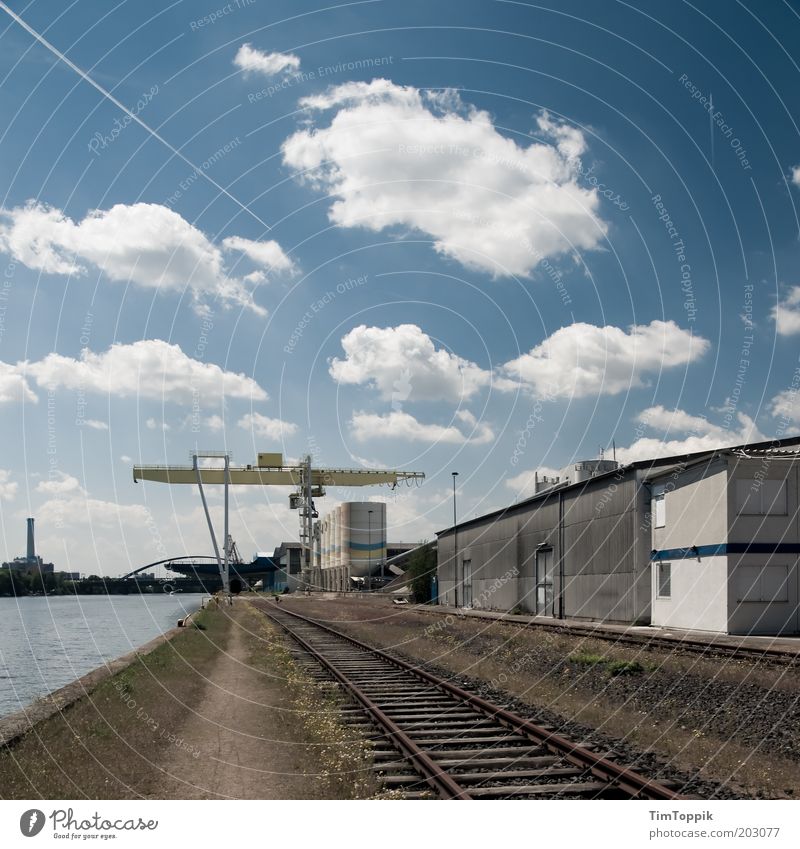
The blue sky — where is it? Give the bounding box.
[1,0,800,574]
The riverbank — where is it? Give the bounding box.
[0,599,373,799]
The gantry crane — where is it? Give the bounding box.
[133,451,425,595]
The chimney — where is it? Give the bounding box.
[26,517,35,561]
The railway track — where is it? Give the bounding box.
[259,601,686,801]
[418,608,800,665]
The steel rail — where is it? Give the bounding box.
[265,602,683,801]
[439,614,800,665]
[262,607,471,800]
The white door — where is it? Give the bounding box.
[535,549,554,617]
[462,558,472,608]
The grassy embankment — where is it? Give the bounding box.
[0,600,375,799]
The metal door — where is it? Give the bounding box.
[535,548,554,616]
[462,558,472,608]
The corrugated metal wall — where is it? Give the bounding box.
[437,469,651,624]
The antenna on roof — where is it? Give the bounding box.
[613,439,617,464]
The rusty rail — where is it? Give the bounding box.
[262,602,683,801]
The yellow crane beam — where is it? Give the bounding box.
[133,465,419,487]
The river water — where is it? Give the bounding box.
[0,593,205,719]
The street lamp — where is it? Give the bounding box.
[368,509,374,594]
[452,472,459,608]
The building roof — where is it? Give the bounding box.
[436,435,800,537]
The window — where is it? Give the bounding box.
[735,478,788,515]
[657,562,671,599]
[652,485,666,528]
[736,565,789,603]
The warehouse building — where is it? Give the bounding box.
[436,437,800,635]
[649,446,800,634]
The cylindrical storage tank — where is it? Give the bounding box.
[339,503,349,576]
[347,502,386,578]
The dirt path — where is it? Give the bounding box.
[149,604,310,799]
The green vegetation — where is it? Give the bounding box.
[0,569,77,596]
[607,659,645,676]
[568,653,645,677]
[405,541,437,603]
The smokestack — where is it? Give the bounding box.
[26,518,35,561]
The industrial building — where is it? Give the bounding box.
[436,437,800,635]
[269,542,303,593]
[2,518,54,575]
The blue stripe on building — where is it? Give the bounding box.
[348,540,387,551]
[651,543,800,561]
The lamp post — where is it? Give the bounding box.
[368,508,373,594]
[452,472,459,608]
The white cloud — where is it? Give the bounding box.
[15,339,266,406]
[221,236,295,273]
[772,286,800,335]
[145,417,171,431]
[350,409,494,444]
[233,43,300,77]
[38,495,153,529]
[791,165,800,187]
[0,469,18,501]
[501,320,709,398]
[769,389,800,427]
[329,324,512,402]
[282,79,607,276]
[237,412,298,440]
[615,405,766,463]
[83,419,108,430]
[120,455,132,464]
[0,201,294,315]
[205,414,225,431]
[36,472,85,496]
[0,361,36,403]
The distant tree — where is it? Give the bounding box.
[405,542,437,603]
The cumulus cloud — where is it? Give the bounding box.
[13,339,266,406]
[233,43,300,77]
[221,236,295,273]
[38,494,153,528]
[772,286,800,335]
[501,320,709,398]
[769,389,800,427]
[0,361,36,403]
[238,412,298,440]
[0,201,294,314]
[791,165,800,187]
[615,405,766,463]
[36,472,85,496]
[145,417,171,431]
[0,469,18,501]
[350,409,494,444]
[282,79,607,276]
[329,324,512,402]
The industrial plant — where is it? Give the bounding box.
[2,518,55,575]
